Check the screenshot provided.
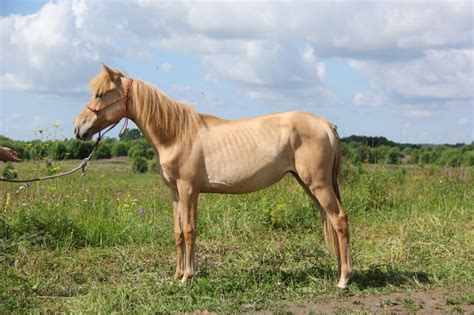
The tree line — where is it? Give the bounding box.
[1,130,473,169]
[341,137,473,166]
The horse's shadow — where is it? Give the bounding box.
[271,263,431,290]
[350,264,431,289]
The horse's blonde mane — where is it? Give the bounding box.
[89,70,200,145]
[131,79,200,145]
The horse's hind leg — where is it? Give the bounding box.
[294,170,353,290]
[312,185,353,290]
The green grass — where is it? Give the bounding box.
[1,159,473,312]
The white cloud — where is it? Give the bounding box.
[1,0,472,114]
[349,48,473,121]
[0,1,101,94]
[170,83,222,109]
[202,42,328,105]
[353,91,386,107]
[458,117,470,126]
[405,109,432,118]
[9,113,22,119]
[160,62,172,73]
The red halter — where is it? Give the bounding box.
[86,79,134,136]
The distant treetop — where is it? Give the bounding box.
[119,129,143,141]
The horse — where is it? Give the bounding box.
[74,64,353,291]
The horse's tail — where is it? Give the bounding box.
[320,124,342,259]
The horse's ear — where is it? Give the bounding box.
[102,63,118,81]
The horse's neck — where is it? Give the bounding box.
[129,106,192,156]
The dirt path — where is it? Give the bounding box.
[279,290,473,314]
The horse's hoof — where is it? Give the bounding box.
[174,271,184,280]
[180,277,191,285]
[180,271,195,284]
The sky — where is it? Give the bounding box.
[0,0,473,144]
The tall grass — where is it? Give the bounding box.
[1,159,472,312]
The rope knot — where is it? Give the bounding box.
[81,158,90,176]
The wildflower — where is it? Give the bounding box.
[137,207,145,216]
[15,185,25,194]
[3,193,10,213]
[459,167,467,183]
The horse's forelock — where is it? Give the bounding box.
[89,69,126,95]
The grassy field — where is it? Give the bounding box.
[1,158,473,312]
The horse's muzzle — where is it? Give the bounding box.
[75,126,92,141]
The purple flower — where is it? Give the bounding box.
[460,167,467,183]
[137,207,145,216]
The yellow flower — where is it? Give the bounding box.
[3,192,11,213]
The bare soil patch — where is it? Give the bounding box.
[278,290,473,314]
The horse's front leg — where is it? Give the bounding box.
[177,182,198,282]
[172,192,185,280]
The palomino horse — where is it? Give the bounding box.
[74,64,353,291]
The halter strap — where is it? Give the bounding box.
[86,79,134,136]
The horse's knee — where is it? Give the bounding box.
[183,227,195,243]
[175,232,184,245]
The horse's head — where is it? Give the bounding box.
[74,64,131,140]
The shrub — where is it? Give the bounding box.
[408,149,420,164]
[132,157,148,173]
[94,143,112,159]
[148,160,159,173]
[50,142,68,160]
[419,149,433,164]
[29,140,49,160]
[464,151,474,166]
[111,142,128,157]
[146,148,155,160]
[68,140,95,159]
[2,162,18,179]
[128,141,148,159]
[350,146,364,164]
[386,147,401,164]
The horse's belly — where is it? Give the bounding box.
[202,153,291,194]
